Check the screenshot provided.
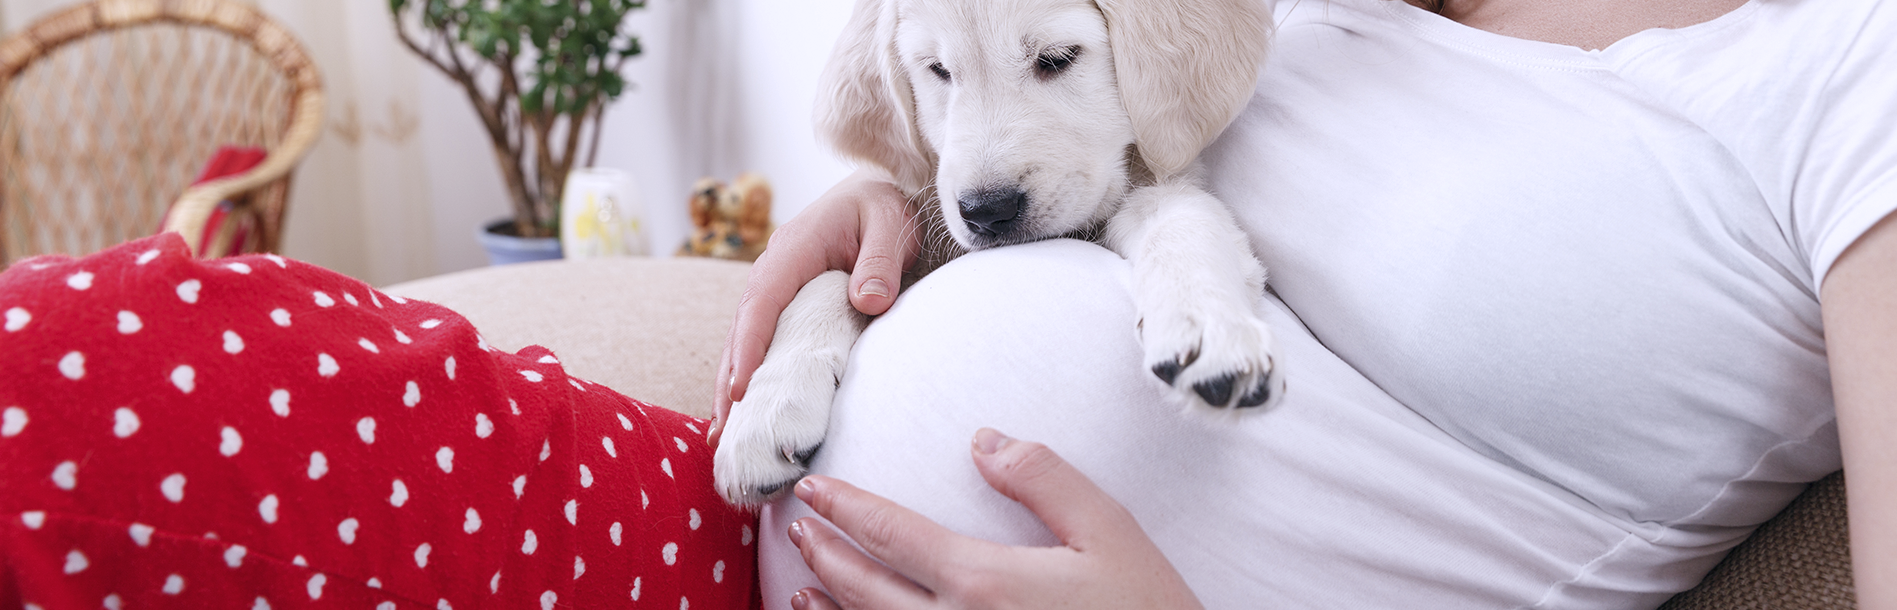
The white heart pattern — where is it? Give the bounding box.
[113,408,141,438]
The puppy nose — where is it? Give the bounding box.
[957,187,1025,237]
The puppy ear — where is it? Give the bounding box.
[815,0,934,195]
[1096,0,1271,180]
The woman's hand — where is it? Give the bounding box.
[787,428,1204,610]
[708,169,917,447]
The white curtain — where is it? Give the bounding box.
[2,0,854,286]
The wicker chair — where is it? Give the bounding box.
[0,0,323,265]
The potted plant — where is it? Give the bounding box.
[389,0,645,264]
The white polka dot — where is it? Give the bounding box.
[113,407,141,438]
[60,549,89,572]
[569,379,587,392]
[271,308,292,327]
[519,370,544,382]
[513,475,528,498]
[490,571,501,594]
[162,473,186,502]
[603,436,617,458]
[343,292,359,306]
[127,523,153,546]
[253,597,270,610]
[437,600,453,610]
[446,356,457,380]
[579,465,594,488]
[20,511,45,529]
[66,271,93,290]
[479,335,491,351]
[476,413,494,438]
[104,594,123,610]
[642,489,650,509]
[377,603,395,610]
[389,294,409,305]
[172,365,197,394]
[465,508,483,534]
[616,413,633,431]
[265,254,287,268]
[58,351,85,380]
[271,389,291,417]
[51,461,76,490]
[661,458,673,478]
[223,330,245,354]
[367,577,382,589]
[565,499,578,525]
[684,421,702,434]
[371,291,384,307]
[437,447,455,473]
[539,440,551,462]
[741,524,754,546]
[414,543,432,568]
[421,319,443,329]
[163,574,184,595]
[713,560,726,583]
[538,355,559,364]
[661,542,678,565]
[404,381,422,407]
[219,426,243,456]
[395,329,412,344]
[224,544,247,568]
[338,518,360,544]
[307,574,325,600]
[3,307,28,332]
[359,338,380,353]
[522,530,538,555]
[308,452,329,480]
[540,591,557,610]
[227,262,253,274]
[259,495,280,524]
[574,555,586,580]
[318,353,340,377]
[674,437,689,453]
[176,279,201,303]
[137,249,161,265]
[511,399,521,416]
[116,311,142,334]
[391,479,410,507]
[2,407,25,436]
[313,291,335,307]
[680,597,690,610]
[688,508,701,530]
[292,555,307,567]
[357,417,376,443]
[631,577,643,601]
[610,522,623,546]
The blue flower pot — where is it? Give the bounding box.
[476,218,563,265]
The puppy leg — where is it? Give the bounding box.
[713,270,868,507]
[1105,181,1285,411]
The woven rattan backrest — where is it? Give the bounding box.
[0,0,320,263]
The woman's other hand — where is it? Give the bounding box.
[787,428,1204,610]
[709,169,917,447]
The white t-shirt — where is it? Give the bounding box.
[757,0,1896,608]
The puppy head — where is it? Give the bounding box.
[816,0,1271,250]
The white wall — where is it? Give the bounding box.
[1,0,857,285]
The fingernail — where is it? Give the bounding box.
[794,477,818,501]
[973,427,1011,455]
[791,590,811,610]
[858,278,890,298]
[789,520,806,547]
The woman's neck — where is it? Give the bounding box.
[1433,0,1749,50]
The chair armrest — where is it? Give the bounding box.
[162,86,324,256]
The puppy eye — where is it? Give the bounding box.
[928,61,952,82]
[1035,46,1080,77]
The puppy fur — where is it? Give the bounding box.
[715,0,1280,507]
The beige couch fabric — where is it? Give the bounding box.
[384,256,750,419]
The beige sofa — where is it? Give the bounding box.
[385,257,1856,609]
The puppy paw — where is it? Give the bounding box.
[1140,300,1285,411]
[713,356,838,508]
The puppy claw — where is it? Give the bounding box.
[1237,378,1273,408]
[1193,374,1236,406]
[1152,359,1184,386]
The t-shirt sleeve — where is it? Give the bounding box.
[1793,3,1897,294]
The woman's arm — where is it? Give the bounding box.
[1821,211,1897,609]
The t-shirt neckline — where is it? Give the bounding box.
[1369,0,1763,71]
